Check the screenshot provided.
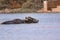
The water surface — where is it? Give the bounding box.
[0,13,60,40]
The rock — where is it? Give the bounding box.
[1,17,39,24]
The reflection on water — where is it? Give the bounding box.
[0,13,60,40]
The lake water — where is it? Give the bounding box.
[0,13,60,40]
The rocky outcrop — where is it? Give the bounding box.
[48,0,60,10]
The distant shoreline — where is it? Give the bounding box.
[0,8,60,13]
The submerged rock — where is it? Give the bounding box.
[1,17,39,24]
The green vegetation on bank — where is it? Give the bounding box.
[0,0,44,12]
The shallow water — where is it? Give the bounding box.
[0,13,60,40]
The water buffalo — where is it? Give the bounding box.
[1,17,39,24]
[1,19,24,24]
[25,17,39,23]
